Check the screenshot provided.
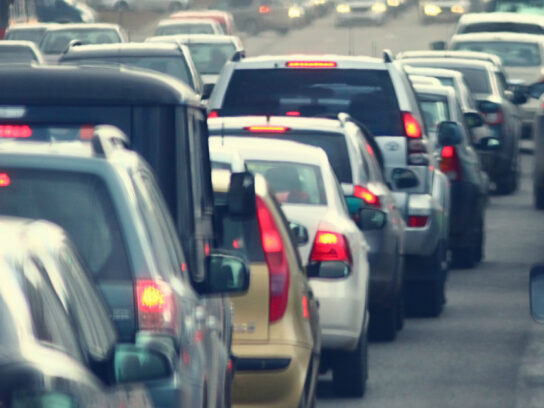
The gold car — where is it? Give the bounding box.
[212,170,321,408]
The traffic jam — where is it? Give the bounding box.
[1,0,544,406]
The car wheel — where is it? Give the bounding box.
[535,185,544,209]
[451,246,476,269]
[332,330,368,397]
[369,305,397,342]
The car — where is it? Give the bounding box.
[210,136,376,394]
[0,129,250,408]
[399,56,524,194]
[35,0,97,23]
[0,40,44,64]
[414,83,490,267]
[212,169,321,407]
[398,49,504,66]
[527,82,544,208]
[208,116,405,340]
[146,34,244,95]
[3,22,58,44]
[409,73,444,85]
[154,18,226,36]
[87,0,190,12]
[485,0,544,13]
[170,10,237,34]
[38,23,126,63]
[418,0,470,24]
[0,216,168,408]
[207,53,451,316]
[450,32,544,138]
[454,12,544,34]
[335,0,388,26]
[59,42,203,96]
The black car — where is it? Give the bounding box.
[0,217,167,408]
[59,42,203,95]
[35,0,97,23]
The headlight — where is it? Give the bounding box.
[387,0,400,7]
[450,4,464,12]
[289,5,303,17]
[423,3,441,15]
[371,2,387,12]
[336,3,351,13]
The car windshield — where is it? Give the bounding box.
[418,94,451,131]
[40,30,121,54]
[0,47,36,63]
[5,29,46,44]
[490,0,544,12]
[460,22,544,34]
[155,23,217,35]
[64,55,193,87]
[0,169,131,281]
[221,69,403,136]
[453,41,541,66]
[187,43,236,75]
[246,161,327,205]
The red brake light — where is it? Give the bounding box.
[440,145,462,182]
[256,196,290,323]
[408,215,428,228]
[244,126,290,133]
[136,280,179,335]
[302,295,310,319]
[286,61,337,68]
[0,173,10,187]
[286,111,301,116]
[402,112,422,138]
[354,185,381,208]
[0,125,32,139]
[259,5,271,13]
[310,230,352,264]
[208,110,219,119]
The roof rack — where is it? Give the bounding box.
[383,49,394,63]
[232,50,244,62]
[91,125,130,158]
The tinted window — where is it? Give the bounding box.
[413,64,491,94]
[0,169,131,281]
[63,56,193,88]
[0,294,19,347]
[40,29,121,54]
[246,161,327,205]
[490,0,544,12]
[460,22,544,34]
[187,43,236,75]
[418,94,451,131]
[221,68,403,136]
[5,29,46,44]
[156,23,216,35]
[0,47,37,63]
[437,76,455,87]
[453,41,541,66]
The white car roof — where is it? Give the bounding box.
[157,18,220,26]
[229,54,387,70]
[405,65,464,79]
[208,115,347,134]
[414,83,456,97]
[452,31,544,43]
[459,12,544,25]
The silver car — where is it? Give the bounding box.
[209,136,374,396]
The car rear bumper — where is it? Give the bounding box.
[403,194,444,257]
[231,343,311,408]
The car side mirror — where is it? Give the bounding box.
[511,88,528,105]
[430,40,446,50]
[530,264,544,322]
[114,344,172,384]
[206,250,250,294]
[345,195,364,215]
[357,208,386,230]
[289,222,309,245]
[529,82,544,99]
[391,168,419,189]
[202,83,215,100]
[228,172,256,218]
[464,111,484,128]
[437,121,462,146]
[476,136,501,151]
[307,261,350,279]
[478,100,500,114]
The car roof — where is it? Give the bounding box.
[0,40,39,50]
[171,10,233,19]
[0,64,200,105]
[397,50,503,66]
[208,115,347,134]
[230,54,387,69]
[151,34,241,45]
[400,57,496,70]
[158,18,219,26]
[405,65,464,79]
[451,31,544,43]
[459,12,544,25]
[61,42,183,58]
[41,23,121,32]
[209,136,330,166]
[414,83,456,98]
[6,22,59,31]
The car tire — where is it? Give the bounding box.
[332,331,368,397]
[535,185,544,210]
[369,305,397,342]
[451,246,476,269]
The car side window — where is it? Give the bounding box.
[24,259,83,362]
[495,72,508,97]
[456,102,472,145]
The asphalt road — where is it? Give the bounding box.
[238,7,544,408]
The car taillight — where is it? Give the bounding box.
[482,110,504,125]
[402,112,422,138]
[0,125,32,139]
[208,110,219,119]
[440,145,462,182]
[403,112,429,165]
[408,215,428,228]
[286,111,301,116]
[0,173,10,187]
[259,5,271,13]
[286,61,337,68]
[244,126,290,133]
[256,196,290,323]
[310,230,352,264]
[136,279,179,335]
[354,185,381,208]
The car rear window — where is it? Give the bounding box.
[0,169,131,281]
[410,63,492,94]
[459,22,544,34]
[40,29,122,54]
[418,93,451,132]
[5,29,45,44]
[0,47,37,63]
[186,43,236,75]
[221,68,403,136]
[453,41,541,66]
[246,161,327,205]
[156,23,216,35]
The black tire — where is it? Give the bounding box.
[369,305,397,342]
[451,246,476,269]
[332,331,368,397]
[535,185,544,210]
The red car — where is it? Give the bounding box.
[170,10,236,34]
